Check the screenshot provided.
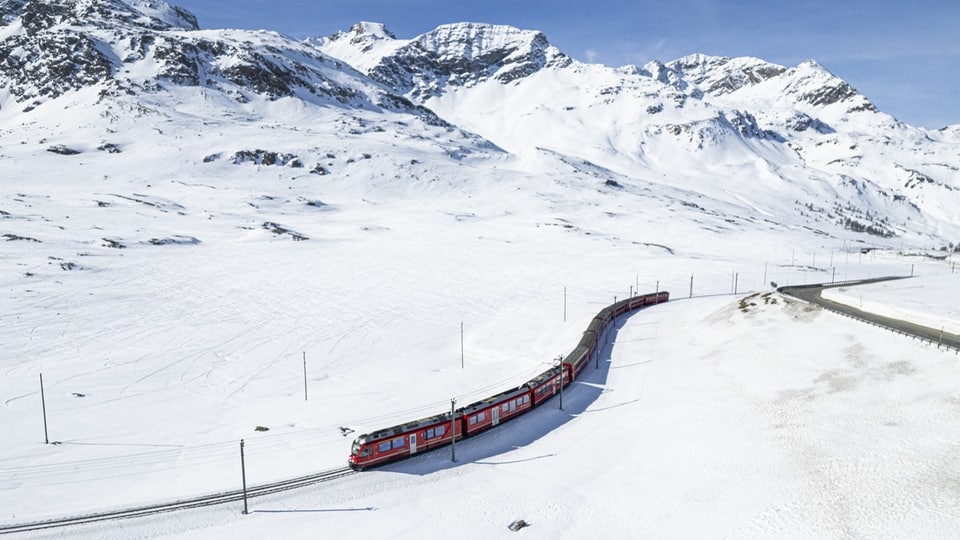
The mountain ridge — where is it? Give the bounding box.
[1,0,958,249]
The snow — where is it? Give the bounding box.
[824,270,960,336]
[7,262,958,538]
[2,12,960,540]
[3,139,959,537]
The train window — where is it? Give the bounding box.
[393,437,405,448]
[379,441,391,453]
[524,395,530,404]
[426,428,435,439]
[502,404,509,412]
[360,446,372,457]
[478,411,485,421]
[469,416,477,425]
[437,425,446,436]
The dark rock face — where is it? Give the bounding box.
[232,150,300,166]
[785,112,834,134]
[797,80,859,107]
[0,0,417,114]
[367,23,572,98]
[0,29,114,103]
[47,144,82,155]
[667,55,786,96]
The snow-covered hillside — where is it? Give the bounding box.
[2,1,960,538]
[318,22,960,246]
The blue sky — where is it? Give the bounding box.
[173,0,959,128]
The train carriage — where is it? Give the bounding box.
[564,344,592,379]
[349,412,462,470]
[461,385,533,437]
[525,366,567,407]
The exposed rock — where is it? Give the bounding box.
[47,144,81,155]
[232,149,300,166]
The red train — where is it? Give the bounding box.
[348,290,669,470]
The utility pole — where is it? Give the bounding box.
[302,352,308,401]
[734,272,739,294]
[460,322,464,369]
[563,287,567,322]
[557,356,564,411]
[450,399,457,462]
[689,274,694,298]
[40,373,49,444]
[240,439,249,515]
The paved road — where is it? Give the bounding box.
[779,277,960,352]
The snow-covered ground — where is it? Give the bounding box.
[824,270,960,337]
[7,262,958,538]
[3,160,958,538]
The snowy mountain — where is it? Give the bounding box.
[0,1,957,246]
[317,22,960,246]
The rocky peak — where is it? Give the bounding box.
[640,60,690,94]
[11,0,198,34]
[360,22,572,98]
[780,60,875,111]
[0,0,436,121]
[666,53,786,96]
[343,21,396,42]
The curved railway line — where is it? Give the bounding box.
[0,466,355,535]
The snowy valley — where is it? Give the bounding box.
[2,1,960,537]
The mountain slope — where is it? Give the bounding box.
[0,3,957,249]
[316,23,960,247]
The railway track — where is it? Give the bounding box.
[0,466,355,535]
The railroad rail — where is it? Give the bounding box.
[0,466,355,535]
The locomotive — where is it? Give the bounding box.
[348,290,669,470]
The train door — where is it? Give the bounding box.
[492,406,500,427]
[409,433,417,454]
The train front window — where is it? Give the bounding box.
[351,441,361,456]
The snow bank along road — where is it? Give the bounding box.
[779,277,960,352]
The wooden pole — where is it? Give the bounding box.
[40,373,49,444]
[240,439,249,514]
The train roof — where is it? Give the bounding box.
[354,411,454,444]
[563,344,590,364]
[524,365,562,388]
[460,384,530,414]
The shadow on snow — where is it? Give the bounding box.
[375,310,646,476]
